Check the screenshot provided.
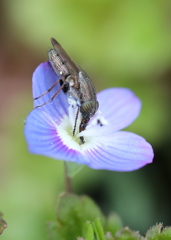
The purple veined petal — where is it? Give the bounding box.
[24,108,90,165]
[86,131,154,171]
[24,105,154,171]
[32,62,69,119]
[25,62,154,172]
[96,88,141,132]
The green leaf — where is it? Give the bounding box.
[47,192,171,240]
[145,224,163,240]
[47,222,59,240]
[115,227,141,240]
[83,221,94,240]
[159,227,171,240]
[65,161,84,177]
[92,218,105,240]
[105,213,123,236]
[47,193,105,240]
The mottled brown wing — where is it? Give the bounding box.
[51,38,80,75]
[78,71,97,102]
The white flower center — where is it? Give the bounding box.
[56,105,108,153]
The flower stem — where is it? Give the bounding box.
[64,162,73,193]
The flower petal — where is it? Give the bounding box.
[24,109,90,165]
[32,62,68,120]
[86,131,154,171]
[25,62,153,172]
[96,88,141,132]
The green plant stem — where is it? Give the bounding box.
[64,162,73,193]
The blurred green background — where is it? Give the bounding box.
[0,0,171,239]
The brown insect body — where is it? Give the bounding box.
[49,38,99,124]
[36,38,99,143]
[78,71,99,119]
[48,39,80,92]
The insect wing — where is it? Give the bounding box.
[78,71,97,102]
[51,38,80,75]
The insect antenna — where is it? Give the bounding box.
[34,82,65,108]
[73,107,80,136]
[34,78,61,100]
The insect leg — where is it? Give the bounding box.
[34,78,61,100]
[79,117,90,144]
[34,83,65,108]
[73,106,80,136]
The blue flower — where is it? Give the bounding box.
[24,62,154,171]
